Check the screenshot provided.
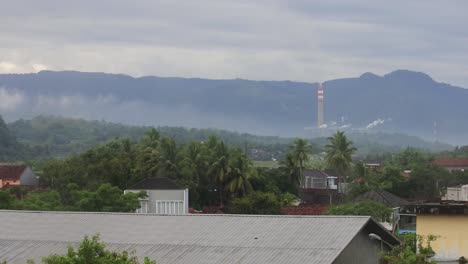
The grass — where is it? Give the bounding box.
[253,160,280,168]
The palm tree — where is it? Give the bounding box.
[289,138,311,188]
[228,149,253,197]
[208,140,230,206]
[280,152,300,187]
[159,137,179,178]
[325,131,356,176]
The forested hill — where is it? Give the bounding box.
[4,116,452,161]
[0,70,467,144]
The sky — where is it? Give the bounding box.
[1,0,468,87]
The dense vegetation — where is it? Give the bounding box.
[347,148,468,200]
[2,114,468,214]
[2,115,454,163]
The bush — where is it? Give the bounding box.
[228,192,282,215]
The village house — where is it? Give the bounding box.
[300,169,346,205]
[442,184,468,201]
[405,202,468,263]
[433,157,468,172]
[124,177,189,215]
[0,164,38,189]
[0,210,399,264]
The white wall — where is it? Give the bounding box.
[125,189,189,214]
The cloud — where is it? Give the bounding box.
[0,88,25,111]
[1,1,468,86]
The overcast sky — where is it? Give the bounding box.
[1,0,467,86]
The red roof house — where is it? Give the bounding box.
[0,165,38,188]
[433,158,468,172]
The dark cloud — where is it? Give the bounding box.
[1,0,468,86]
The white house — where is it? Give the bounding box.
[125,178,189,215]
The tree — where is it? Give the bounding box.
[325,131,356,176]
[280,153,300,188]
[381,233,436,264]
[326,201,391,222]
[158,137,179,179]
[30,234,155,264]
[229,192,282,215]
[208,140,230,206]
[228,148,253,197]
[288,138,311,187]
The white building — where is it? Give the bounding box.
[443,185,468,201]
[125,178,189,215]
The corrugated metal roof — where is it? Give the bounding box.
[0,211,375,264]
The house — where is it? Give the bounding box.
[354,190,410,232]
[124,177,189,215]
[354,189,408,208]
[442,184,468,201]
[404,202,468,263]
[433,157,468,172]
[0,211,400,264]
[0,165,38,188]
[300,169,346,204]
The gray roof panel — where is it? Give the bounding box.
[0,211,376,264]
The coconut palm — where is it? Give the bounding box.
[289,138,311,187]
[325,131,356,176]
[280,152,300,187]
[208,140,230,206]
[228,149,253,197]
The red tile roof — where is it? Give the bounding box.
[0,165,27,181]
[433,158,468,167]
[281,204,329,215]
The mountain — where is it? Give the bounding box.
[0,70,467,144]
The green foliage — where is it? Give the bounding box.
[29,234,156,264]
[326,201,392,222]
[288,138,311,187]
[381,233,437,264]
[228,192,283,215]
[325,131,356,175]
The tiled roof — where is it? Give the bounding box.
[303,169,329,178]
[128,177,184,190]
[433,158,468,167]
[281,204,329,215]
[354,190,408,208]
[0,165,26,181]
[0,210,398,264]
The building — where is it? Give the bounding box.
[442,184,468,201]
[317,83,324,127]
[433,158,468,172]
[0,165,38,188]
[125,177,189,215]
[405,202,468,263]
[354,190,408,208]
[300,169,346,205]
[0,211,399,264]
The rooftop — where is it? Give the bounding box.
[354,190,408,208]
[433,158,468,167]
[0,165,27,181]
[0,210,398,264]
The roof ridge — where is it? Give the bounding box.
[0,210,371,219]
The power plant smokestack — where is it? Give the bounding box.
[317,83,324,128]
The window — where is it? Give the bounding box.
[155,200,184,215]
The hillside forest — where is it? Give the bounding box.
[1,115,468,214]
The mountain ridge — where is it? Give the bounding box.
[0,69,467,144]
